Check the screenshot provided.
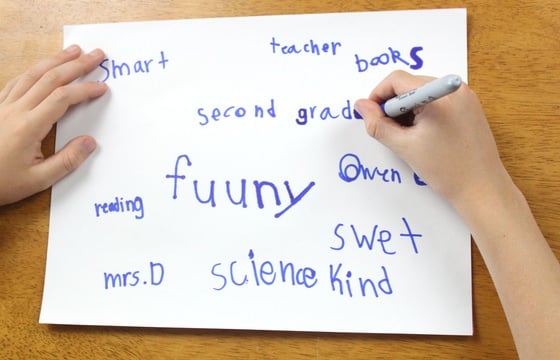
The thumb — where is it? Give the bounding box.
[34,135,96,190]
[354,98,407,151]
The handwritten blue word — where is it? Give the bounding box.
[270,37,342,56]
[295,100,362,125]
[354,46,424,73]
[94,195,144,219]
[330,263,392,298]
[211,249,318,291]
[197,99,276,126]
[99,50,169,82]
[338,153,402,184]
[165,154,315,218]
[331,217,423,254]
[103,261,164,290]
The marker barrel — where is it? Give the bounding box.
[382,74,462,118]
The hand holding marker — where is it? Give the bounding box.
[381,74,463,118]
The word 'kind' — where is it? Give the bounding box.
[165,154,316,218]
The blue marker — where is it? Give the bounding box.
[381,74,462,118]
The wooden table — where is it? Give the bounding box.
[0,1,558,358]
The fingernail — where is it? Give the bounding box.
[64,44,80,54]
[81,137,97,154]
[88,49,104,59]
[353,101,365,118]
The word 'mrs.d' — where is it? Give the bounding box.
[103,261,164,290]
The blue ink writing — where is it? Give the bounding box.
[330,263,392,298]
[331,218,423,254]
[99,50,169,82]
[400,217,423,254]
[338,153,402,184]
[165,154,316,218]
[270,37,341,56]
[413,172,427,186]
[332,223,395,254]
[408,46,424,70]
[211,249,318,291]
[295,100,362,125]
[197,99,276,126]
[354,46,424,73]
[94,195,144,219]
[103,261,164,290]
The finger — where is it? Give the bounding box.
[354,98,408,151]
[4,45,83,103]
[29,80,108,139]
[21,48,106,110]
[31,135,97,192]
[0,77,19,103]
[369,70,434,104]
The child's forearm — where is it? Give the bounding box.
[455,176,560,359]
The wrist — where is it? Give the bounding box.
[449,165,521,231]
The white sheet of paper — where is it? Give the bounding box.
[40,9,471,335]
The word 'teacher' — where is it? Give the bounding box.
[41,9,470,335]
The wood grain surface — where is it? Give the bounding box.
[0,1,558,359]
